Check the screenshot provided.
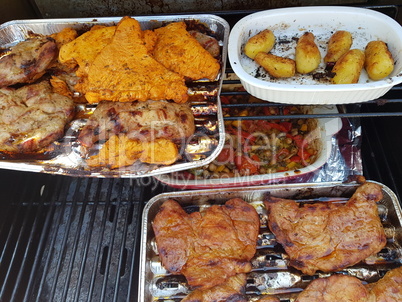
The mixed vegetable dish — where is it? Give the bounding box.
[183,90,321,180]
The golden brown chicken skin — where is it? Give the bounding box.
[152,198,260,290]
[265,182,387,275]
[366,266,402,302]
[181,274,248,302]
[295,274,369,302]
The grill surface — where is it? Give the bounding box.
[0,173,152,302]
[0,5,402,302]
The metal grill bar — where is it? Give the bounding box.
[0,174,145,302]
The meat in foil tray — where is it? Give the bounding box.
[0,15,228,177]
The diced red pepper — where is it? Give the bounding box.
[289,155,301,162]
[227,126,256,144]
[279,121,292,133]
[220,96,230,104]
[235,154,260,175]
[292,135,305,148]
[298,148,312,161]
[215,146,234,164]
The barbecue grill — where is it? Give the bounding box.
[0,3,402,302]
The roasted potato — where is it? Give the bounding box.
[244,29,276,59]
[254,52,295,78]
[295,32,321,74]
[331,49,365,84]
[324,30,353,64]
[364,40,394,81]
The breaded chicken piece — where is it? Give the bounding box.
[86,134,179,169]
[81,17,189,104]
[153,21,220,81]
[50,27,78,50]
[58,25,116,76]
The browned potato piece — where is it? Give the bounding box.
[331,49,365,84]
[244,29,276,59]
[324,30,353,63]
[364,40,394,81]
[254,52,295,78]
[295,32,321,74]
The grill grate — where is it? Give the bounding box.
[0,172,149,302]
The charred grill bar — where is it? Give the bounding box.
[0,4,402,302]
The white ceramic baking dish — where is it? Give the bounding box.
[228,6,402,105]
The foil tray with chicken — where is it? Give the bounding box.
[0,15,228,177]
[140,180,402,302]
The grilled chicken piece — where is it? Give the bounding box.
[295,274,369,302]
[153,198,260,290]
[0,80,75,153]
[153,21,220,81]
[181,273,247,302]
[77,100,195,149]
[0,37,57,87]
[189,30,220,58]
[265,182,387,275]
[366,266,402,302]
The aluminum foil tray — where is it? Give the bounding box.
[139,181,402,301]
[0,15,229,178]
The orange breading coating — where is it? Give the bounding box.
[81,16,189,104]
[86,134,142,169]
[139,138,179,165]
[142,29,157,53]
[153,21,220,81]
[86,134,179,169]
[50,75,73,98]
[58,25,116,76]
[50,27,79,50]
